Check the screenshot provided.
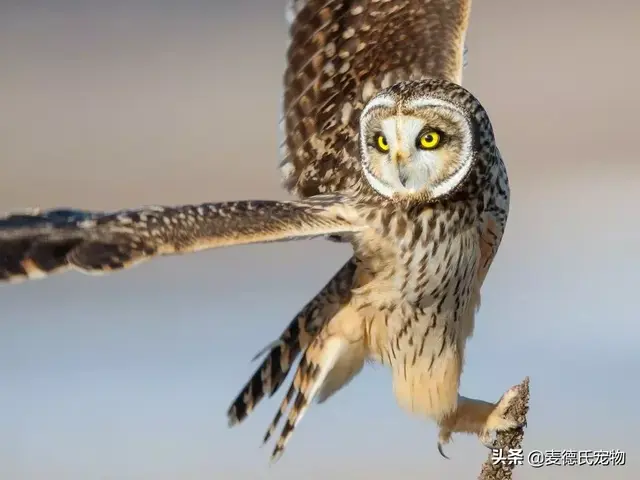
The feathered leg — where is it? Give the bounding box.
[436,385,523,458]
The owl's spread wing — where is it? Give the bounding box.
[0,195,364,283]
[280,0,472,198]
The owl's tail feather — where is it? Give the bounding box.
[266,337,349,463]
[262,379,297,446]
[226,258,356,427]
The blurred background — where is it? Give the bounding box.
[0,1,638,479]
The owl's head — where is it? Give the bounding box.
[358,79,490,203]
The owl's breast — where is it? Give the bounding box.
[402,226,479,309]
[352,210,481,365]
[352,203,481,300]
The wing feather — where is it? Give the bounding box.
[280,0,472,198]
[0,195,363,284]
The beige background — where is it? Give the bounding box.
[0,1,638,479]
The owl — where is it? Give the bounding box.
[0,0,523,464]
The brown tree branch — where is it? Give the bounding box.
[478,377,530,480]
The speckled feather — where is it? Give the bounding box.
[226,257,357,427]
[221,0,514,463]
[240,3,473,444]
[280,0,471,198]
[0,0,516,465]
[0,196,363,283]
[247,75,510,460]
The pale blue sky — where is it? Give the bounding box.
[0,1,638,479]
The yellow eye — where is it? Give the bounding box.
[418,131,441,150]
[375,133,390,152]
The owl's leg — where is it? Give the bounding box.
[436,384,523,458]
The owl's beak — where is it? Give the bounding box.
[393,149,410,166]
[398,167,411,188]
[394,151,412,188]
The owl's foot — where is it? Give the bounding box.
[478,385,523,448]
[436,384,523,459]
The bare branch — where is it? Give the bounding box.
[478,377,530,480]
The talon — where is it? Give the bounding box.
[437,442,450,459]
[478,430,495,450]
[481,436,495,450]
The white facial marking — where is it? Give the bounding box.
[360,94,395,119]
[405,97,466,114]
[361,96,474,200]
[404,99,474,199]
[378,116,431,193]
[362,166,397,199]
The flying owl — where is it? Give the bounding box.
[0,0,522,464]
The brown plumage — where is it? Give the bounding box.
[0,0,523,466]
[280,0,471,197]
[0,197,362,283]
[227,0,518,461]
[226,258,357,428]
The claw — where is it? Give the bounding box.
[437,442,450,459]
[480,435,496,450]
[479,429,495,449]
